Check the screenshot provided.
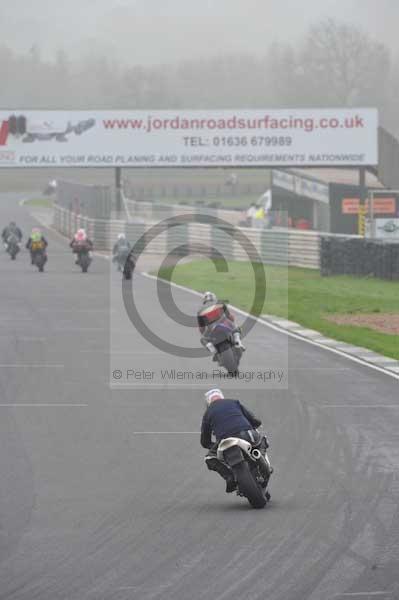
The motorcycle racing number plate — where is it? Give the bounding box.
[223,446,244,467]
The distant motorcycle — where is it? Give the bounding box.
[76,249,92,273]
[211,434,272,509]
[43,179,57,196]
[5,234,20,260]
[122,252,136,281]
[206,317,243,375]
[32,250,47,272]
[114,247,130,272]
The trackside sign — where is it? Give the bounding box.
[0,108,378,168]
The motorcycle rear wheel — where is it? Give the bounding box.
[80,256,90,273]
[220,345,239,375]
[233,462,266,509]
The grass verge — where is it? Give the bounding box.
[24,197,54,208]
[157,260,399,361]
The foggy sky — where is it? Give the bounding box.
[0,0,398,64]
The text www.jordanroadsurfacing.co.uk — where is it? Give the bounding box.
[103,113,366,134]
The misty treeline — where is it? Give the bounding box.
[1,18,398,134]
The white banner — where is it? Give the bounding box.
[0,108,378,168]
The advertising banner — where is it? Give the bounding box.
[0,108,378,168]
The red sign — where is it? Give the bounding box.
[342,198,360,214]
[342,197,396,215]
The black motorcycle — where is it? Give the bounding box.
[32,250,47,272]
[207,318,243,375]
[210,434,272,509]
[114,247,130,273]
[122,252,136,280]
[5,235,20,260]
[76,250,92,273]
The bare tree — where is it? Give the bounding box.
[0,18,397,133]
[266,42,299,106]
[299,18,390,106]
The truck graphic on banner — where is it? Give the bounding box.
[0,114,95,144]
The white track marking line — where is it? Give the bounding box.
[133,431,199,434]
[0,318,34,322]
[142,272,399,382]
[65,381,109,386]
[320,405,399,409]
[36,309,110,313]
[54,327,107,332]
[0,403,88,407]
[336,593,390,597]
[0,364,64,368]
[82,350,159,355]
[289,367,350,371]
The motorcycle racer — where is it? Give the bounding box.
[112,233,131,271]
[26,228,48,266]
[197,291,245,357]
[2,221,23,246]
[70,229,93,264]
[201,388,272,493]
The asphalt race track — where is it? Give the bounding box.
[0,193,398,600]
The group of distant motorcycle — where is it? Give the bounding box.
[1,222,136,277]
[3,221,272,508]
[2,221,47,272]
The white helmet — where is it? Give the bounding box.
[203,291,217,305]
[204,388,224,406]
[118,233,126,240]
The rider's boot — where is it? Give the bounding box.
[233,331,246,351]
[205,456,237,493]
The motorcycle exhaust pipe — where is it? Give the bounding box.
[251,448,262,460]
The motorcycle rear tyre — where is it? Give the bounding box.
[220,345,239,376]
[233,461,266,509]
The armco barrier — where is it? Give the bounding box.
[54,203,333,268]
